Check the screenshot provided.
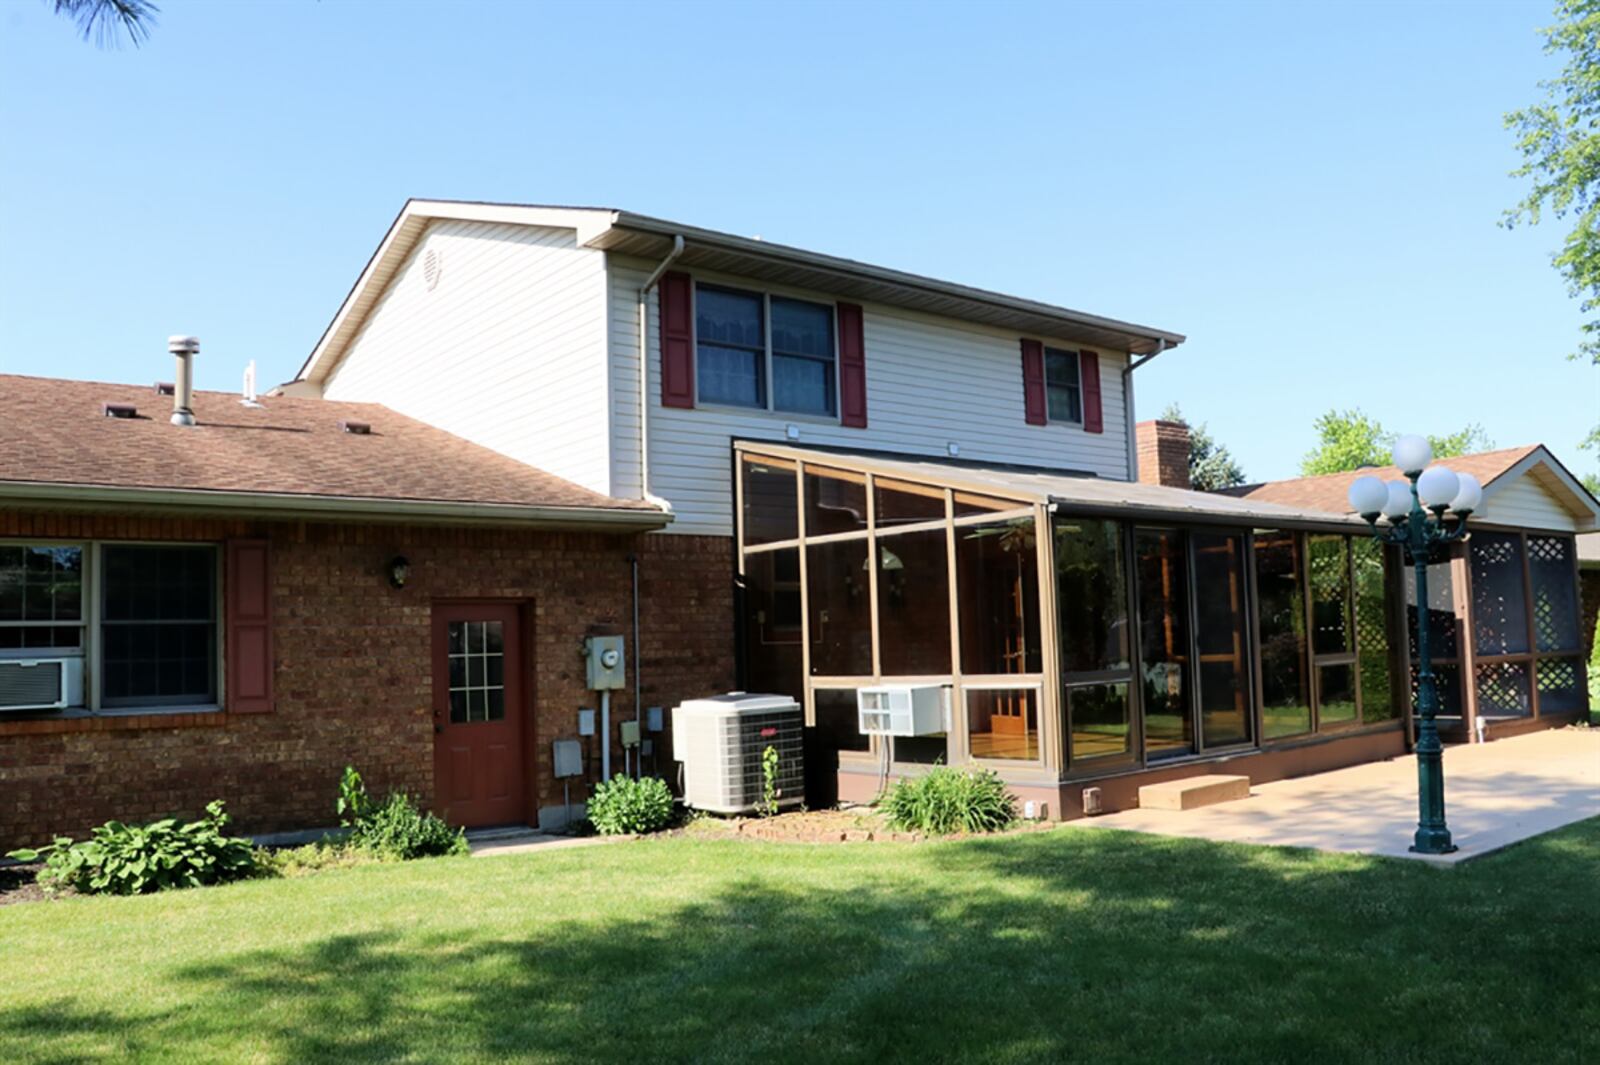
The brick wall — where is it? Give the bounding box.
[1135,419,1191,490]
[0,510,734,847]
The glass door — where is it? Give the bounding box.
[1134,528,1193,759]
[1193,532,1253,748]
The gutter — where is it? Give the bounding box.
[1121,338,1167,482]
[0,481,674,531]
[637,234,686,510]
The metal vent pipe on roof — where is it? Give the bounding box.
[168,335,200,427]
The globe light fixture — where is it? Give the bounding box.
[1348,475,1388,518]
[1449,472,1483,515]
[1391,433,1433,475]
[1346,439,1473,855]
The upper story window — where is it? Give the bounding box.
[695,283,837,417]
[1044,347,1081,424]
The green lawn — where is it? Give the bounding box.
[3,820,1598,1064]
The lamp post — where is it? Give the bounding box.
[1347,435,1483,855]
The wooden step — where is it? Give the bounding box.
[1138,774,1250,811]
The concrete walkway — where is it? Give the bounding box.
[466,827,632,858]
[1068,728,1599,865]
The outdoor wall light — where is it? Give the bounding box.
[1346,435,1483,856]
[388,555,410,589]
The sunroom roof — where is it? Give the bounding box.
[736,442,1368,531]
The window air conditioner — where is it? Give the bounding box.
[857,684,947,737]
[0,658,77,712]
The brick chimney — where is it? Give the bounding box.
[1136,419,1191,490]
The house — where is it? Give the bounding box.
[1228,446,1598,742]
[0,372,726,845]
[6,198,1593,840]
[273,199,1540,821]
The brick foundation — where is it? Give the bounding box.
[0,511,734,847]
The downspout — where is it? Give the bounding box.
[637,235,686,512]
[1121,338,1167,481]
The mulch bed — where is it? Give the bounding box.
[0,863,59,907]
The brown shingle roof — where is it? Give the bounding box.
[0,374,662,523]
[1220,446,1542,513]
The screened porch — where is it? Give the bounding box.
[734,442,1415,794]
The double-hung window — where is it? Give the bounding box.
[0,540,218,712]
[695,283,837,416]
[1043,347,1082,424]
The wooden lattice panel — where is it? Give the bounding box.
[1528,536,1581,653]
[1535,656,1586,713]
[1474,660,1531,717]
[1470,532,1529,657]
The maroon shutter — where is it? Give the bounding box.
[837,301,867,428]
[226,539,274,714]
[1020,339,1047,425]
[1079,350,1103,434]
[659,271,694,409]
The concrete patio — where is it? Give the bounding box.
[1068,727,1599,864]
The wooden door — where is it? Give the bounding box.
[432,602,525,827]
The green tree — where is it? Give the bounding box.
[1299,409,1494,475]
[50,0,158,48]
[1505,0,1600,485]
[1160,403,1246,491]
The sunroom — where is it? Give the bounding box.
[734,442,1414,818]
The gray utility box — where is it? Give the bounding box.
[673,693,805,815]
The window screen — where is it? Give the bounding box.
[101,545,217,706]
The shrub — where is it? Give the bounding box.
[255,840,374,878]
[6,800,257,896]
[336,765,468,861]
[881,766,1017,835]
[587,775,674,835]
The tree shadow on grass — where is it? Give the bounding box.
[2,822,1597,1064]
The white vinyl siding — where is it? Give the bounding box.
[323,220,612,495]
[1478,475,1582,532]
[609,256,1132,537]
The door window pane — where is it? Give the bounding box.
[741,457,798,545]
[876,528,951,676]
[1135,529,1192,759]
[807,539,872,676]
[1067,682,1132,762]
[101,545,216,706]
[1255,531,1311,739]
[1406,560,1459,660]
[1470,532,1529,656]
[1054,519,1130,674]
[1527,536,1581,652]
[447,620,506,723]
[1308,535,1352,655]
[1193,533,1251,748]
[957,518,1041,676]
[804,468,868,536]
[967,688,1038,761]
[1352,538,1399,723]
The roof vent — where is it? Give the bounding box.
[423,248,443,291]
[103,402,138,419]
[339,419,371,435]
[154,382,174,396]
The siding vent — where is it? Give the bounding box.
[423,248,443,291]
[339,419,372,435]
[102,402,138,419]
[154,382,174,396]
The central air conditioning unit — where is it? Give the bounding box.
[673,693,805,815]
[857,684,947,737]
[0,658,81,712]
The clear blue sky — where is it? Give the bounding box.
[2,0,1596,483]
